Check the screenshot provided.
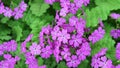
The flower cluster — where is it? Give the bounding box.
[110,13,120,19]
[0,54,20,68]
[0,1,27,19]
[25,52,46,68]
[89,27,105,44]
[91,48,113,68]
[0,0,109,67]
[0,40,17,56]
[111,29,120,39]
[38,15,91,67]
[20,34,47,68]
[45,0,90,17]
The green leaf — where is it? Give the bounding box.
[78,60,91,68]
[1,17,9,23]
[40,14,54,23]
[44,56,57,68]
[12,25,23,41]
[2,0,11,6]
[0,35,12,40]
[52,2,61,10]
[85,0,120,27]
[30,1,50,17]
[38,57,44,66]
[0,25,11,41]
[10,0,22,9]
[22,11,38,26]
[106,47,117,64]
[7,21,23,41]
[85,6,109,27]
[57,61,67,68]
[15,60,28,68]
[30,18,48,42]
[0,25,11,35]
[95,0,120,6]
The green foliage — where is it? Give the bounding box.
[85,0,120,27]
[1,17,9,23]
[15,60,28,68]
[7,21,23,41]
[22,11,37,25]
[78,60,91,68]
[0,0,120,68]
[0,24,12,41]
[38,57,44,66]
[10,0,22,9]
[12,25,22,41]
[106,47,117,64]
[52,2,61,10]
[44,56,57,68]
[30,18,48,42]
[30,0,50,17]
[57,61,67,68]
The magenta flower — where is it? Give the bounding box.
[0,3,5,14]
[3,54,12,60]
[2,40,17,52]
[25,52,39,68]
[39,65,46,68]
[53,41,62,63]
[83,0,90,6]
[116,43,120,60]
[4,7,13,18]
[61,24,75,33]
[77,42,91,61]
[25,34,33,42]
[29,43,41,55]
[9,40,17,52]
[56,18,66,26]
[116,64,120,68]
[60,8,68,17]
[69,16,79,26]
[69,3,78,14]
[51,26,60,40]
[61,47,71,59]
[91,57,101,68]
[98,56,113,68]
[69,35,82,47]
[45,0,55,4]
[66,55,80,67]
[21,41,27,53]
[91,48,113,68]
[41,46,53,58]
[19,1,27,11]
[0,54,20,68]
[110,13,120,19]
[0,45,3,56]
[13,7,23,19]
[74,0,83,8]
[58,29,70,43]
[41,25,51,35]
[60,0,70,9]
[55,11,60,21]
[111,29,120,39]
[39,31,45,47]
[75,22,85,36]
[89,27,105,44]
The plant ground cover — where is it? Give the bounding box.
[0,0,120,68]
